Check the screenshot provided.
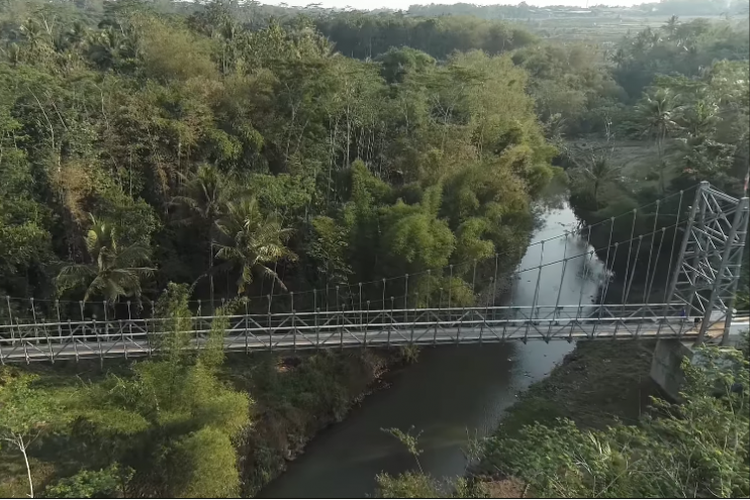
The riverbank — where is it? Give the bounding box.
[222,349,410,497]
[475,339,662,490]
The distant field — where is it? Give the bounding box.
[517,14,736,44]
[565,136,684,192]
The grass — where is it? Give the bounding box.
[512,340,659,429]
[0,455,56,499]
[477,340,662,481]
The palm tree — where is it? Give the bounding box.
[567,150,620,208]
[587,156,620,205]
[56,214,154,306]
[634,88,680,193]
[663,15,680,39]
[214,198,297,296]
[171,165,235,306]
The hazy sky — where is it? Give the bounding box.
[265,0,644,10]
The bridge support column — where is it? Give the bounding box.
[650,339,694,401]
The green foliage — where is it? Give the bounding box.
[314,13,538,61]
[215,197,297,294]
[397,345,421,365]
[570,50,748,268]
[376,426,491,498]
[375,471,443,498]
[43,464,131,499]
[0,369,62,499]
[169,427,240,498]
[380,195,455,275]
[487,346,750,498]
[199,309,230,370]
[55,284,250,497]
[382,426,424,471]
[613,19,749,100]
[0,2,572,496]
[137,16,218,82]
[307,215,352,287]
[740,330,749,359]
[247,173,315,221]
[55,214,155,305]
[0,1,554,315]
[511,43,624,135]
[152,282,193,363]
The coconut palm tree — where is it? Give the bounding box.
[587,156,621,205]
[634,88,680,193]
[56,214,154,306]
[214,198,297,296]
[567,150,621,208]
[663,15,680,40]
[171,165,236,306]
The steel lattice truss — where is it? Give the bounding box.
[667,182,750,342]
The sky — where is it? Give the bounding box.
[264,0,645,10]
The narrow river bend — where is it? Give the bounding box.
[260,202,607,498]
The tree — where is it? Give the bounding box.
[56,214,154,306]
[172,165,237,306]
[633,88,680,193]
[66,284,249,497]
[215,197,297,295]
[307,215,353,289]
[380,187,455,277]
[0,370,59,499]
[663,15,680,40]
[569,153,621,207]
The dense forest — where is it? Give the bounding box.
[0,0,561,321]
[0,0,748,497]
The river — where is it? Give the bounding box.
[260,202,608,499]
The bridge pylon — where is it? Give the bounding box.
[666,181,750,345]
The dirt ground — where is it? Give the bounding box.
[484,478,527,498]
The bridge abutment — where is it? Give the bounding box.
[651,317,748,401]
[650,339,694,401]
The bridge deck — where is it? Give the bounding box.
[1,303,728,364]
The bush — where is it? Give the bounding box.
[43,465,131,499]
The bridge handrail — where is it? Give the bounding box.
[0,303,687,330]
[0,316,695,345]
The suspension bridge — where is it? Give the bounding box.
[1,181,748,364]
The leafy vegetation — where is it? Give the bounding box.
[376,426,489,498]
[0,0,556,321]
[486,346,749,498]
[0,284,249,498]
[1,0,749,497]
[0,371,61,499]
[380,341,750,498]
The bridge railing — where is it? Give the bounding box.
[0,303,698,363]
